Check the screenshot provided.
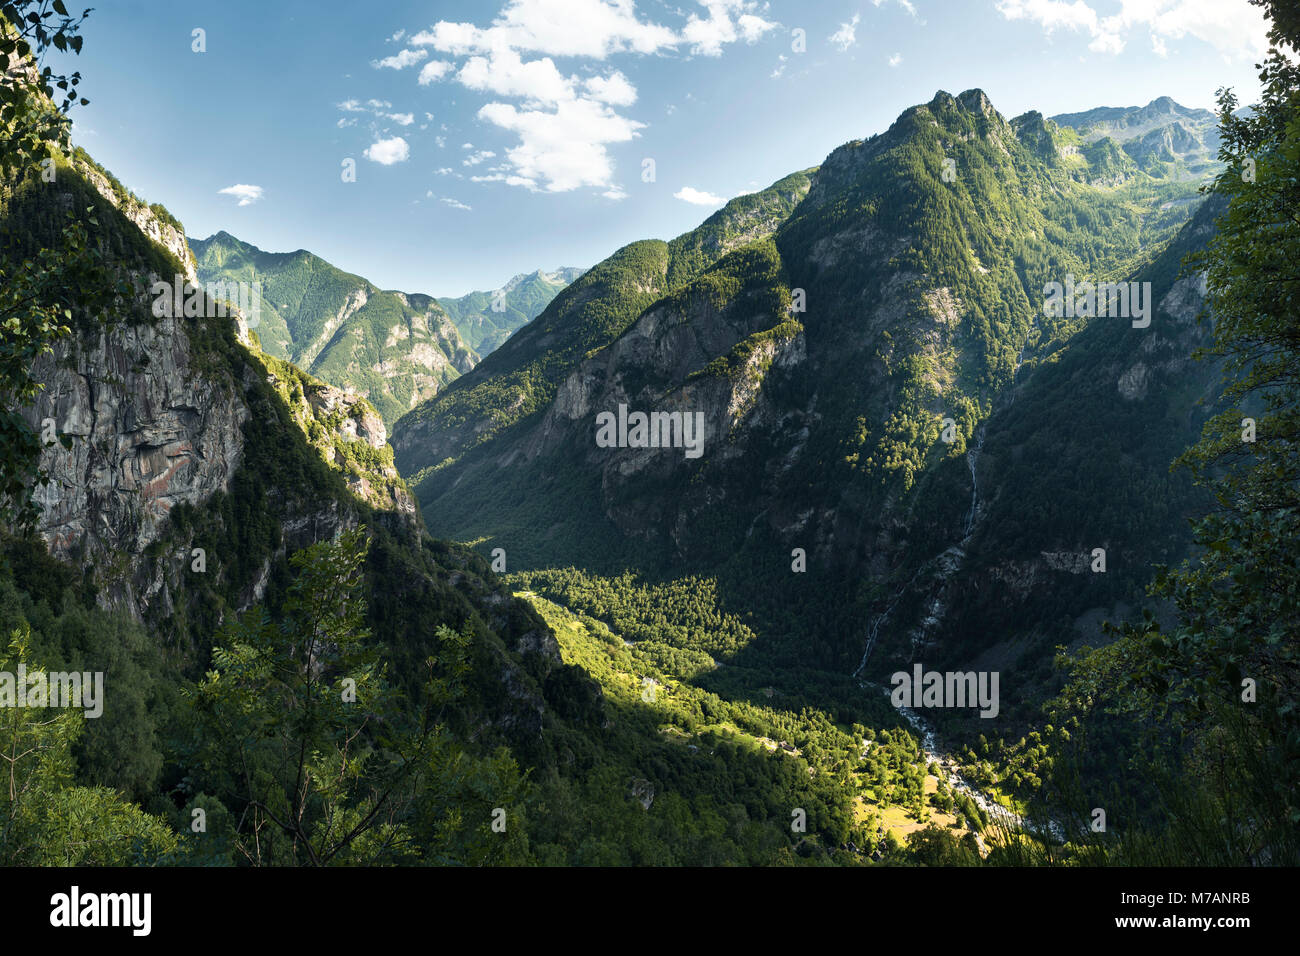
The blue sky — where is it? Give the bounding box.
[56,0,1269,296]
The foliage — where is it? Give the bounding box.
[0,626,176,864]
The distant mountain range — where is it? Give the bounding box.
[1048,95,1220,183]
[438,267,587,354]
[190,231,581,423]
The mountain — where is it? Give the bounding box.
[380,87,1232,845]
[394,90,1210,554]
[391,168,817,481]
[189,231,477,425]
[437,267,585,355]
[390,88,1218,686]
[1049,95,1220,182]
[3,142,625,856]
[4,72,1251,866]
[863,193,1223,701]
[8,142,950,865]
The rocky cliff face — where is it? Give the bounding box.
[391,171,816,484]
[23,316,247,608]
[251,337,421,525]
[16,160,421,628]
[520,249,807,544]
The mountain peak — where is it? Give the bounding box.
[957,88,995,115]
[198,229,242,246]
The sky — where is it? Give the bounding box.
[52,0,1271,296]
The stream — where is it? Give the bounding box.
[852,315,1068,841]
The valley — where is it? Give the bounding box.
[3,0,1296,874]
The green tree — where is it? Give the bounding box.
[0,626,176,864]
[0,1,90,183]
[1081,0,1300,864]
[189,528,531,865]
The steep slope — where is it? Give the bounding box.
[10,145,918,865]
[391,168,816,482]
[394,89,1216,677]
[438,267,585,355]
[6,146,592,756]
[858,196,1224,678]
[190,232,476,424]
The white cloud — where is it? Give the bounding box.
[403,0,776,194]
[337,98,414,132]
[469,171,537,187]
[602,185,628,200]
[585,71,637,106]
[373,48,428,70]
[441,197,473,210]
[888,52,903,66]
[458,47,575,105]
[463,149,497,166]
[418,60,454,85]
[736,12,776,43]
[478,97,643,191]
[387,29,406,43]
[873,0,920,19]
[409,0,677,58]
[995,0,1268,61]
[684,1,778,57]
[830,14,860,52]
[364,136,411,164]
[436,166,455,174]
[218,184,264,207]
[674,185,726,206]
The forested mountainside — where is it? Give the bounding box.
[385,89,1244,850]
[438,267,586,355]
[191,233,581,425]
[393,91,1210,585]
[6,0,1298,868]
[1,147,596,858]
[1,104,980,867]
[390,168,816,480]
[189,231,476,425]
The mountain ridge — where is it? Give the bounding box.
[191,230,583,423]
[390,87,1218,686]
